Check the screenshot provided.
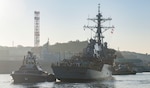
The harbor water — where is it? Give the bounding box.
[1,73,150,88]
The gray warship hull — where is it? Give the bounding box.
[52,64,112,82]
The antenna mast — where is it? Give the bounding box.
[34,11,40,47]
[84,4,114,56]
[84,4,114,44]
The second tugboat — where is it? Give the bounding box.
[113,64,136,75]
[11,51,56,83]
[51,4,116,82]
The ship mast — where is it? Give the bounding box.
[97,4,102,43]
[84,4,114,57]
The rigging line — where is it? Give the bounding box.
[88,15,90,26]
[91,29,92,39]
[109,17,111,27]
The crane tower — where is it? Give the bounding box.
[34,11,40,47]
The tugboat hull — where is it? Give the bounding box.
[11,74,47,83]
[112,71,136,75]
[11,73,56,83]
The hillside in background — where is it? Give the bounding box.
[0,40,150,73]
[49,40,88,54]
[121,51,150,62]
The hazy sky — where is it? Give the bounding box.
[0,0,150,54]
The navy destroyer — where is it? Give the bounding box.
[51,4,116,82]
[11,51,55,83]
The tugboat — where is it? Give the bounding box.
[11,51,56,83]
[112,64,136,75]
[51,4,116,82]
